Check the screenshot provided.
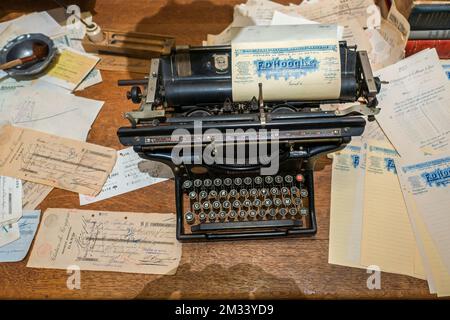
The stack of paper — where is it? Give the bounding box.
[329,49,450,296]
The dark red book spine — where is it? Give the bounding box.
[405,40,450,59]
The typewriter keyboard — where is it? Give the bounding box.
[181,174,310,233]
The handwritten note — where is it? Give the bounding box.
[0,124,116,196]
[22,182,53,210]
[27,209,182,275]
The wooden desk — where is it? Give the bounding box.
[0,0,433,299]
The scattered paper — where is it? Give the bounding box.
[79,148,168,205]
[0,223,20,248]
[0,210,40,262]
[27,209,182,275]
[0,124,117,196]
[0,176,22,226]
[442,60,450,80]
[22,182,53,210]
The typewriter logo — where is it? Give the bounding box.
[351,154,360,168]
[213,54,229,73]
[421,167,450,187]
[384,157,397,174]
[254,57,320,80]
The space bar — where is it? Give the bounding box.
[191,219,302,232]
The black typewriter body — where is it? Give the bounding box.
[117,41,381,241]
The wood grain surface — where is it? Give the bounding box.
[0,0,434,299]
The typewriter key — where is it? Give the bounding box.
[238,210,247,219]
[281,187,289,195]
[234,177,242,186]
[260,188,269,196]
[202,201,211,210]
[240,189,249,197]
[203,179,212,187]
[199,190,208,199]
[285,175,293,183]
[199,212,207,222]
[193,202,201,211]
[275,175,283,184]
[194,179,202,187]
[208,211,217,221]
[218,211,227,221]
[295,174,304,183]
[243,177,252,185]
[253,199,261,207]
[249,210,257,219]
[212,201,221,210]
[224,178,232,186]
[274,198,282,207]
[263,199,272,207]
[209,190,218,198]
[254,176,263,184]
[279,208,287,216]
[229,189,238,198]
[270,187,279,196]
[265,176,274,184]
[294,197,302,206]
[289,208,297,216]
[183,180,193,189]
[185,212,195,224]
[290,186,299,195]
[233,200,241,209]
[300,208,308,216]
[300,189,309,198]
[214,178,222,187]
[268,208,277,218]
[258,209,266,219]
[229,210,237,220]
[283,198,292,206]
[188,191,197,199]
[219,190,227,198]
[243,199,252,208]
[249,188,258,197]
[222,200,231,209]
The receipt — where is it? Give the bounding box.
[0,124,116,196]
[0,176,22,226]
[22,182,53,210]
[79,147,168,205]
[27,209,182,275]
[0,223,20,248]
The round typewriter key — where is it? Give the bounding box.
[194,179,202,187]
[193,202,201,211]
[185,212,195,224]
[209,190,218,198]
[285,175,293,183]
[239,210,247,219]
[290,186,299,195]
[254,176,263,184]
[240,189,248,197]
[283,198,292,206]
[219,190,227,198]
[281,187,289,195]
[224,178,232,186]
[274,198,282,207]
[202,201,211,210]
[264,176,274,184]
[258,209,266,218]
[233,200,241,209]
[275,175,283,184]
[203,179,212,187]
[199,190,208,199]
[270,187,279,196]
[212,201,221,210]
[234,177,242,186]
[263,199,272,207]
[289,208,298,216]
[214,178,222,187]
[260,188,269,196]
[296,174,304,183]
[199,212,207,222]
[253,199,261,207]
[300,189,309,198]
[249,210,257,219]
[243,199,252,208]
[294,197,302,206]
[188,191,197,199]
[218,211,227,220]
[182,180,193,189]
[243,177,252,185]
[269,208,277,218]
[279,208,287,216]
[222,200,231,209]
[300,208,308,216]
[208,211,217,221]
[249,188,258,197]
[229,210,237,220]
[229,189,238,198]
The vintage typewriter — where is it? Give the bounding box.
[117,36,381,241]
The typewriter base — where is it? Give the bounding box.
[175,169,317,241]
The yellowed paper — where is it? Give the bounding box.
[360,141,424,278]
[231,24,341,101]
[0,124,116,196]
[387,0,410,40]
[22,181,53,210]
[27,209,182,275]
